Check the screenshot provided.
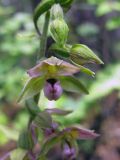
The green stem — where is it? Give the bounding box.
[38,11,50,60]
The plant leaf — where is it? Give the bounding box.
[59,76,89,94]
[45,108,73,115]
[33,0,55,35]
[18,77,44,102]
[33,111,52,129]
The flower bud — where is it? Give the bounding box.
[43,79,63,100]
[70,44,104,65]
[51,4,63,20]
[50,19,69,45]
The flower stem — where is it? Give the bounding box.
[38,11,50,60]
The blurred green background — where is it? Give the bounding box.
[0,0,120,159]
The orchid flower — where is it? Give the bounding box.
[18,56,88,102]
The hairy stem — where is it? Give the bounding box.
[38,11,50,60]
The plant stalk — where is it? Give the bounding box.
[38,11,50,60]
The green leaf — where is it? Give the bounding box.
[18,130,34,150]
[18,77,45,102]
[10,148,27,160]
[59,76,89,94]
[33,0,55,35]
[70,44,104,65]
[33,111,52,129]
[45,108,73,116]
[49,43,70,58]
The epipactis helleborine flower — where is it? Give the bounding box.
[39,125,99,159]
[62,126,99,159]
[18,56,88,102]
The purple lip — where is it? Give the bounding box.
[43,78,63,100]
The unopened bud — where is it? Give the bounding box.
[43,79,63,100]
[51,4,63,20]
[70,44,104,65]
[50,19,69,45]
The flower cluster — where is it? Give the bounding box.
[14,1,104,160]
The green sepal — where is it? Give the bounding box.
[18,76,45,102]
[49,43,70,58]
[33,0,55,35]
[70,44,104,65]
[70,59,95,77]
[59,76,89,94]
[18,130,34,150]
[33,111,52,129]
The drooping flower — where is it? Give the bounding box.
[61,126,99,159]
[18,56,88,102]
[38,125,99,159]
